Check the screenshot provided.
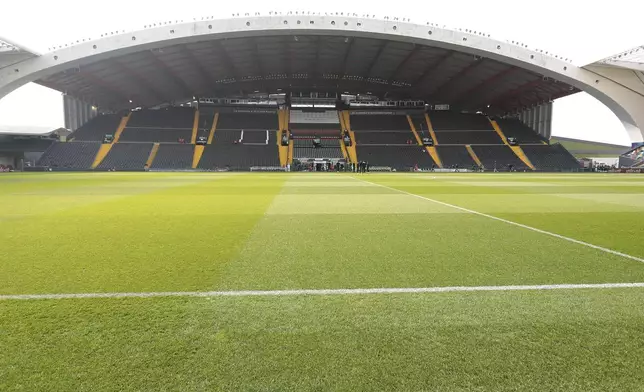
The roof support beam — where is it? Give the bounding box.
[106,60,168,105]
[412,50,452,88]
[366,41,388,78]
[484,79,542,109]
[177,45,219,96]
[388,44,419,82]
[426,59,483,100]
[340,37,355,79]
[251,37,266,79]
[147,50,194,99]
[452,66,518,106]
[212,39,239,81]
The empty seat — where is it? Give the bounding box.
[217,112,278,130]
[435,146,476,168]
[434,131,503,145]
[242,131,270,144]
[197,145,279,170]
[357,146,435,170]
[350,114,410,131]
[36,142,101,170]
[294,147,343,159]
[430,112,493,131]
[71,114,122,141]
[151,144,194,170]
[119,128,193,143]
[472,145,527,171]
[128,108,195,128]
[521,144,581,171]
[97,143,153,171]
[496,118,545,144]
[354,131,414,145]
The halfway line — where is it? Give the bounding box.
[2,283,644,300]
[352,176,644,264]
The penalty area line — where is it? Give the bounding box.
[352,176,644,264]
[2,283,644,301]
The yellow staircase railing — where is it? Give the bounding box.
[339,139,349,160]
[339,111,358,163]
[146,143,160,168]
[489,118,535,170]
[113,112,131,143]
[424,113,438,146]
[466,145,482,167]
[192,145,204,169]
[407,115,423,145]
[91,144,113,169]
[207,112,219,145]
[190,110,200,144]
[427,147,443,168]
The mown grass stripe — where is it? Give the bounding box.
[2,283,644,300]
[353,176,644,264]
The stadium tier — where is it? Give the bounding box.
[151,144,194,170]
[97,143,154,171]
[356,145,436,171]
[28,109,580,172]
[435,146,477,168]
[36,141,100,170]
[521,144,581,171]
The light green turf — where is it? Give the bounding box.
[1,172,644,391]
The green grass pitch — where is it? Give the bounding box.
[1,172,644,391]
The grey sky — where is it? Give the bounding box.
[0,0,641,145]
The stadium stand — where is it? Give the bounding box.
[434,131,503,145]
[151,144,194,170]
[495,118,546,144]
[97,143,154,171]
[242,131,270,144]
[472,145,527,171]
[430,112,494,131]
[197,128,279,170]
[36,142,100,169]
[127,108,194,128]
[290,110,341,136]
[357,145,435,171]
[521,144,581,171]
[435,146,477,168]
[70,114,122,141]
[349,114,410,131]
[354,131,414,145]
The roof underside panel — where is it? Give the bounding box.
[36,34,579,113]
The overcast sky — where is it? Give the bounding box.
[0,0,642,145]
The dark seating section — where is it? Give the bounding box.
[36,142,100,170]
[217,112,278,130]
[496,118,545,144]
[354,131,414,145]
[294,147,343,159]
[71,114,122,141]
[152,144,194,170]
[242,131,270,144]
[97,143,153,171]
[357,146,435,170]
[430,112,493,131]
[435,146,476,168]
[434,131,503,145]
[293,138,338,148]
[119,128,193,143]
[127,108,195,128]
[197,145,279,170]
[472,145,526,171]
[521,144,581,171]
[350,114,410,131]
[411,114,432,139]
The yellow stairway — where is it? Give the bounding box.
[466,145,482,167]
[427,147,443,168]
[489,118,535,170]
[192,145,205,169]
[91,144,113,169]
[113,112,131,143]
[407,115,423,145]
[190,109,200,144]
[339,111,358,163]
[146,143,160,167]
[339,139,349,160]
[424,113,439,146]
[277,109,290,166]
[207,112,219,144]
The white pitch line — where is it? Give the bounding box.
[2,283,644,301]
[352,176,644,264]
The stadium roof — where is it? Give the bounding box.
[1,14,643,143]
[592,45,644,72]
[33,34,578,113]
[551,136,631,158]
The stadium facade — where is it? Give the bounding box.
[0,15,642,171]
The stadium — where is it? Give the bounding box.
[1,12,644,391]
